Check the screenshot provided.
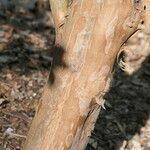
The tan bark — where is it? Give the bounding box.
[144,0,150,33]
[49,0,69,42]
[118,0,149,75]
[49,0,68,28]
[23,0,144,150]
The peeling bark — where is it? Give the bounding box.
[23,0,144,150]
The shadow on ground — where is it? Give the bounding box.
[86,58,150,150]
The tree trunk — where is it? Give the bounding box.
[23,0,144,150]
[144,0,150,33]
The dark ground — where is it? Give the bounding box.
[0,1,150,150]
